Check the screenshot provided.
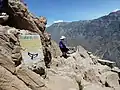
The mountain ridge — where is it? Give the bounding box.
[47,10,120,68]
[0,1,120,90]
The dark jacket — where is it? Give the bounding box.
[59,40,66,49]
[59,40,69,53]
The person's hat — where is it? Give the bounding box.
[60,36,66,40]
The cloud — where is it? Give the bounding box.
[53,20,64,23]
[46,24,51,27]
[112,9,120,12]
[46,20,71,27]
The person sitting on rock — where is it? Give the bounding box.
[59,36,69,58]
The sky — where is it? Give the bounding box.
[25,0,120,26]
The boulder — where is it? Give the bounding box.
[28,61,46,76]
[38,23,46,32]
[0,54,15,74]
[50,40,62,58]
[46,76,79,90]
[83,69,101,84]
[0,66,32,90]
[39,16,47,25]
[7,0,40,33]
[12,53,22,60]
[101,71,120,87]
[16,66,45,90]
[0,45,12,60]
[8,33,18,42]
[114,87,120,90]
[98,59,116,68]
[83,84,113,90]
[106,72,119,87]
[12,45,21,54]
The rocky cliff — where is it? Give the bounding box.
[0,0,120,90]
[47,10,120,68]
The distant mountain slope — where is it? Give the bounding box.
[47,10,120,68]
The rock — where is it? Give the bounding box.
[106,72,119,87]
[44,31,51,41]
[0,45,12,60]
[36,16,47,32]
[0,54,15,74]
[83,84,113,90]
[8,0,52,69]
[39,16,47,25]
[50,40,62,58]
[75,75,84,90]
[89,54,98,64]
[67,47,76,54]
[101,71,120,87]
[111,67,120,73]
[16,66,45,90]
[7,28,20,35]
[94,64,111,75]
[114,87,120,90]
[5,41,14,49]
[87,51,92,55]
[0,33,9,42]
[12,45,21,54]
[0,0,119,90]
[38,23,46,32]
[0,66,32,90]
[12,53,22,59]
[76,46,91,59]
[16,11,24,17]
[98,59,116,68]
[43,47,52,68]
[8,0,40,33]
[46,76,79,90]
[28,61,46,76]
[83,69,101,84]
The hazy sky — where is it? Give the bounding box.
[25,0,120,26]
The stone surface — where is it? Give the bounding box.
[28,61,46,76]
[12,45,21,54]
[83,84,113,90]
[50,40,62,58]
[105,72,119,87]
[16,66,45,90]
[12,53,22,59]
[0,54,15,74]
[0,66,32,90]
[98,59,116,68]
[46,76,79,90]
[39,16,47,24]
[0,24,47,90]
[0,0,119,90]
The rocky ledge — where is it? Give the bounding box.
[0,0,120,90]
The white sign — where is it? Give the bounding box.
[19,32,44,64]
